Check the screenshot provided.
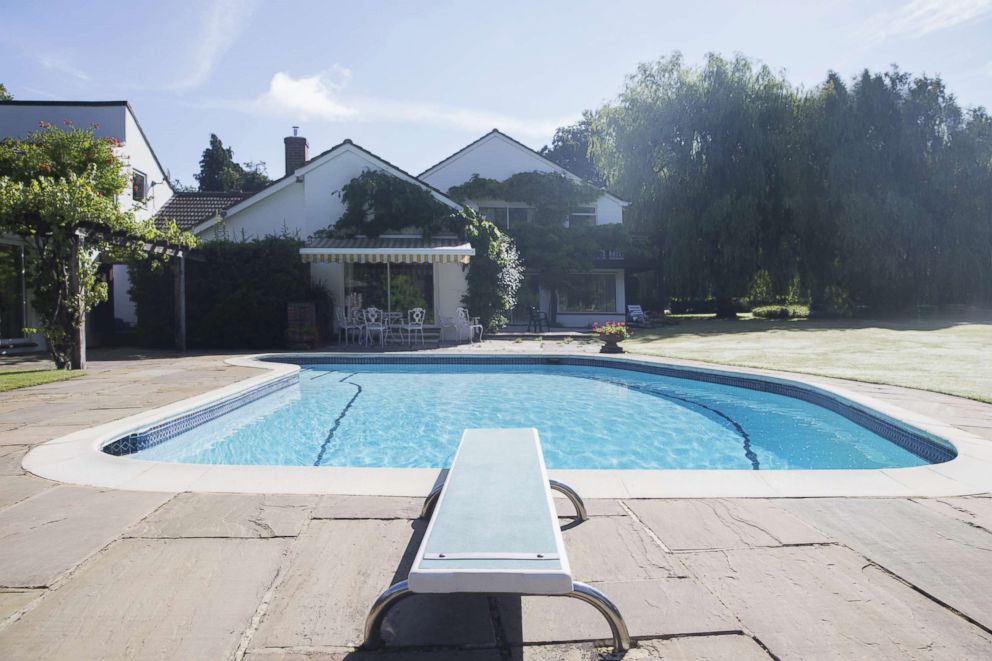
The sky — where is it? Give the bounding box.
[2,0,991,187]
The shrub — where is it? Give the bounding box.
[751,304,810,319]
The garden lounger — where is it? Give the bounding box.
[362,428,631,653]
[627,304,650,325]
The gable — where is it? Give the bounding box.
[419,130,627,206]
[202,141,463,241]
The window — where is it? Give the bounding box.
[558,273,617,313]
[568,207,596,228]
[132,170,147,202]
[478,205,532,231]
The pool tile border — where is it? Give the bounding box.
[20,352,992,498]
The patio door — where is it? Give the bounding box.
[344,262,434,322]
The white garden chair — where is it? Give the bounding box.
[400,307,426,345]
[363,307,387,347]
[457,307,483,343]
[335,308,362,345]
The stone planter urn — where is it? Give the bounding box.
[599,334,625,354]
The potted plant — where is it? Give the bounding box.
[591,321,630,354]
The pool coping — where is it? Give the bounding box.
[21,352,992,498]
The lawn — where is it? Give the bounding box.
[0,369,83,392]
[624,317,992,403]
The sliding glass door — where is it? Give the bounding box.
[344,262,435,322]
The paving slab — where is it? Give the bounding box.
[314,495,422,519]
[495,577,740,644]
[779,497,992,629]
[682,544,992,659]
[0,474,54,511]
[562,515,685,581]
[627,499,828,551]
[509,634,770,660]
[0,589,43,622]
[251,519,497,650]
[246,648,501,660]
[632,634,771,660]
[0,486,171,587]
[0,445,27,475]
[127,492,316,538]
[555,497,626,517]
[0,424,91,446]
[0,537,288,660]
[911,496,992,533]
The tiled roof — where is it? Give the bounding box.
[305,236,467,250]
[154,191,253,231]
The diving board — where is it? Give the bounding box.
[362,428,631,652]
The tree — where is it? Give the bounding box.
[591,53,796,316]
[194,134,271,192]
[540,113,604,187]
[0,122,196,368]
[0,83,12,101]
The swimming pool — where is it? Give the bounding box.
[105,356,954,470]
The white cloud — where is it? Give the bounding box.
[862,0,992,41]
[245,69,574,139]
[252,66,358,121]
[170,0,259,91]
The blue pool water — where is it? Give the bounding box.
[129,362,944,470]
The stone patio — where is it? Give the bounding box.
[2,348,992,659]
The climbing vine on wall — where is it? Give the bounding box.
[321,170,523,330]
[447,172,630,296]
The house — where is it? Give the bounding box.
[419,129,630,328]
[171,133,475,327]
[0,100,172,351]
[170,129,629,332]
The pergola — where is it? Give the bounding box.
[79,221,197,366]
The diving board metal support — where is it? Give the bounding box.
[362,580,631,653]
[419,479,589,524]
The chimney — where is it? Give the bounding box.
[284,126,308,176]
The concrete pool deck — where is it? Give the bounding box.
[2,345,992,658]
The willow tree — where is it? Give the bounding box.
[0,123,195,368]
[590,53,797,317]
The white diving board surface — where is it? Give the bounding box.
[361,427,631,652]
[409,428,572,594]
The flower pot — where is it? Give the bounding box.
[599,335,625,354]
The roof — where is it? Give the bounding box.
[153,191,253,231]
[418,128,628,205]
[207,139,463,234]
[0,100,129,107]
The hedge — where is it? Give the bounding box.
[129,236,330,349]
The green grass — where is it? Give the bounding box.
[624,317,992,403]
[0,369,83,392]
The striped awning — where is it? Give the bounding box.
[299,237,474,265]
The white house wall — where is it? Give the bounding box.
[208,148,407,242]
[421,135,562,192]
[124,107,172,221]
[419,134,624,225]
[201,182,305,241]
[434,261,469,322]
